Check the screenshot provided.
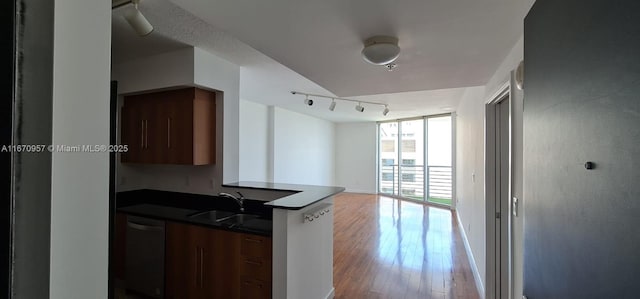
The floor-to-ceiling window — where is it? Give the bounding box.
[378,114,453,206]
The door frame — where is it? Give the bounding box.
[485,81,512,299]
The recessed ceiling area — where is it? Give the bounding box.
[111,0,533,122]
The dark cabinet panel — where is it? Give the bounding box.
[121,87,216,165]
[165,223,271,299]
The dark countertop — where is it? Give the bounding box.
[117,190,273,236]
[223,181,345,210]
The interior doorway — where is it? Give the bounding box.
[485,84,511,299]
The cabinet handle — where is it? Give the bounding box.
[144,120,148,148]
[126,221,163,232]
[194,247,199,288]
[140,120,144,148]
[199,247,204,288]
[244,238,263,243]
[167,117,171,148]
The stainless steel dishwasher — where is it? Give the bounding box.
[125,215,165,298]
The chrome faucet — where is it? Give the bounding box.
[218,191,245,212]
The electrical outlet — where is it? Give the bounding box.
[513,197,519,217]
[119,176,126,186]
[209,179,215,189]
[185,176,190,186]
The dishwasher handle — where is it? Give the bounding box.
[127,220,164,232]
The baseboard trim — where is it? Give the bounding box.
[456,211,485,299]
[324,287,335,299]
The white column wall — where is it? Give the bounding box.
[50,0,111,297]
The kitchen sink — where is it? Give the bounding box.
[217,213,259,225]
[188,210,236,222]
[188,210,270,230]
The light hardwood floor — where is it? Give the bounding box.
[333,193,480,299]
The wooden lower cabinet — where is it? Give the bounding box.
[238,234,272,299]
[165,222,272,299]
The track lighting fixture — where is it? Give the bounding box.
[114,0,154,37]
[304,95,314,106]
[329,99,336,111]
[291,91,390,116]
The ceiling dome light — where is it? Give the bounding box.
[329,99,336,111]
[355,102,365,112]
[361,36,400,65]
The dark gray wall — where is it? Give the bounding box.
[524,1,640,298]
[11,0,53,297]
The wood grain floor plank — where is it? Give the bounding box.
[333,193,480,299]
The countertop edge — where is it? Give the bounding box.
[223,181,345,210]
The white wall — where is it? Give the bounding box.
[50,0,111,297]
[454,86,487,296]
[272,197,334,299]
[272,108,335,186]
[194,47,240,184]
[239,99,270,181]
[455,36,524,299]
[334,122,377,193]
[113,47,240,195]
[111,48,194,94]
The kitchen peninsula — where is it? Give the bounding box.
[225,182,344,299]
[115,181,344,299]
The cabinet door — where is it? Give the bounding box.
[192,88,216,165]
[164,89,194,165]
[145,95,168,164]
[204,229,241,299]
[166,222,207,299]
[121,95,157,163]
[120,102,144,163]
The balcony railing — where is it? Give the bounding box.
[379,165,452,203]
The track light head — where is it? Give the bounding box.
[382,106,390,116]
[355,103,365,112]
[124,0,154,36]
[329,100,336,111]
[304,95,314,106]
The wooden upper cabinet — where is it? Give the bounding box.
[120,87,216,165]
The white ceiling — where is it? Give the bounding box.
[111,0,533,122]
